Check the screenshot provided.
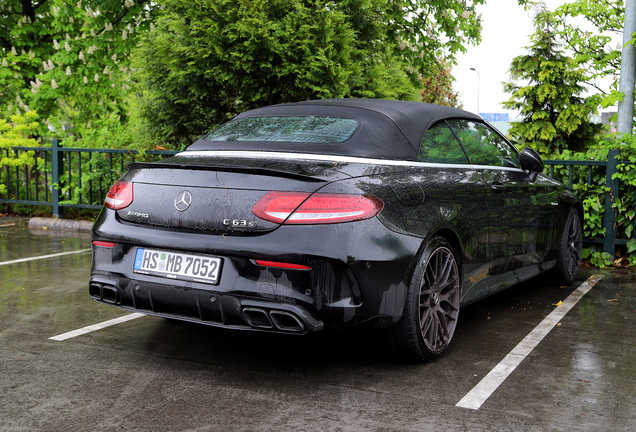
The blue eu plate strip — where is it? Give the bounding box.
[134,248,145,270]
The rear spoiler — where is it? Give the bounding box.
[126,160,327,183]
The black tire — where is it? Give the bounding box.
[554,208,583,284]
[383,236,461,362]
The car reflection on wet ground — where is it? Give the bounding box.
[1,216,634,431]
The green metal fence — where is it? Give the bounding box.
[0,139,178,217]
[1,142,633,255]
[545,149,625,255]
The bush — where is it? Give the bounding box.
[540,131,636,267]
[0,112,39,196]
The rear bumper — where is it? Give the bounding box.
[89,274,324,334]
[90,209,422,333]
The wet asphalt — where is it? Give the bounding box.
[0,216,635,432]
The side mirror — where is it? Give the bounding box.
[519,147,544,181]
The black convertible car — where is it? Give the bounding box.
[90,99,583,361]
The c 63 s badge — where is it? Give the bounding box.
[223,219,258,230]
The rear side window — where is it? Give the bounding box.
[202,116,359,143]
[447,120,519,168]
[419,122,469,164]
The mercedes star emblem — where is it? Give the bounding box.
[174,190,193,212]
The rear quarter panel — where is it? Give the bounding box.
[316,164,492,300]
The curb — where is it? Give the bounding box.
[28,217,94,232]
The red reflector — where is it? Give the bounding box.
[255,260,312,270]
[252,192,383,224]
[92,240,116,248]
[105,180,133,210]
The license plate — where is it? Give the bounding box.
[133,248,222,285]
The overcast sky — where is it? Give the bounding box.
[452,0,616,118]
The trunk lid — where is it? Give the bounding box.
[116,153,352,235]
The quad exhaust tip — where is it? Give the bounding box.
[89,283,120,305]
[269,310,304,332]
[242,307,305,332]
[89,283,102,300]
[242,307,274,329]
[102,286,119,304]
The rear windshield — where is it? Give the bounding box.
[202,116,359,143]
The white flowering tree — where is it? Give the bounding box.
[383,0,485,86]
[1,0,485,148]
[0,0,157,135]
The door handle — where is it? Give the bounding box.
[491,183,505,193]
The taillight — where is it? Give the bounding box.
[104,180,133,210]
[252,192,383,224]
[252,192,310,223]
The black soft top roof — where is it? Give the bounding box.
[187,99,483,161]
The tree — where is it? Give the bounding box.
[134,0,485,148]
[0,0,157,135]
[502,7,601,156]
[551,0,624,109]
[420,60,461,108]
[0,111,38,195]
[381,0,485,86]
[518,0,625,110]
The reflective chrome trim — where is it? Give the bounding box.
[471,165,524,173]
[176,150,525,172]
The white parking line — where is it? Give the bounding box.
[456,275,603,410]
[0,249,91,266]
[49,313,146,341]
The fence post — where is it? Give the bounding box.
[51,139,63,218]
[603,149,620,257]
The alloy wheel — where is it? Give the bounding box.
[566,214,583,278]
[419,246,461,352]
